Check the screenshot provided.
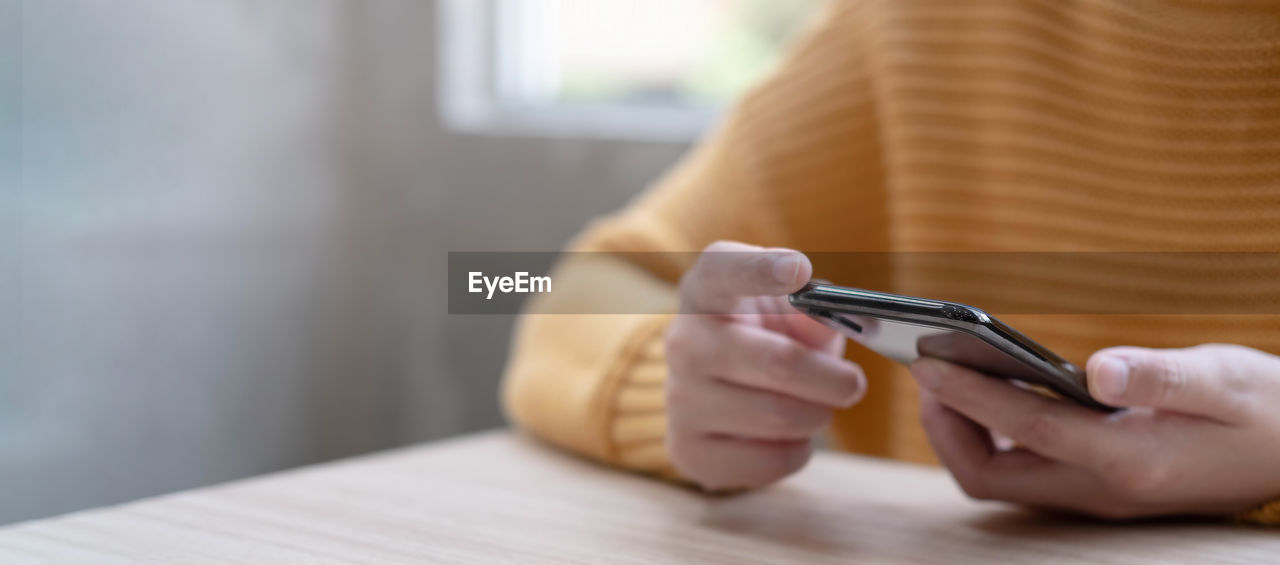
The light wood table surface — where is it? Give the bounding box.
[2,430,1276,564]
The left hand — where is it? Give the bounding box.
[910,344,1280,519]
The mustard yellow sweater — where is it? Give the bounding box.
[502,0,1280,523]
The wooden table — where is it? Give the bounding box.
[2,431,1276,564]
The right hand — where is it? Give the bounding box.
[665,241,867,490]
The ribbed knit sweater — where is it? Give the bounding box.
[502,0,1280,524]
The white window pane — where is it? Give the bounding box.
[498,0,826,109]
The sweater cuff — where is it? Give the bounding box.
[601,314,684,481]
[1237,497,1280,526]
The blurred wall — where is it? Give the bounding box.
[3,0,688,524]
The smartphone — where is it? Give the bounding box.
[789,282,1115,411]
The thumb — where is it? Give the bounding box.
[681,241,813,314]
[1086,345,1257,422]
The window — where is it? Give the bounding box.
[439,0,826,141]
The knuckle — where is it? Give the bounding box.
[1149,356,1187,404]
[938,458,993,501]
[744,252,779,281]
[1217,374,1256,417]
[1212,345,1262,396]
[1204,345,1266,415]
[955,474,995,501]
[1194,342,1238,356]
[691,241,743,278]
[702,240,737,254]
[767,341,809,377]
[1221,364,1253,396]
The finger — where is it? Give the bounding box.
[910,358,1117,469]
[776,309,845,354]
[918,386,996,472]
[678,317,864,408]
[680,241,812,314]
[1087,345,1257,423]
[670,379,832,441]
[667,433,811,490]
[753,294,843,352]
[747,293,844,351]
[918,389,1107,512]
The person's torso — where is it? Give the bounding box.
[818,1,1280,462]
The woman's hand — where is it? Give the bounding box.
[665,241,866,490]
[909,344,1280,519]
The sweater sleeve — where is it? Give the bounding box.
[500,0,890,478]
[1238,499,1280,526]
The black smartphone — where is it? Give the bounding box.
[789,282,1115,411]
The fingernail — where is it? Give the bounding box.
[1096,357,1129,398]
[773,254,802,285]
[913,359,942,390]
